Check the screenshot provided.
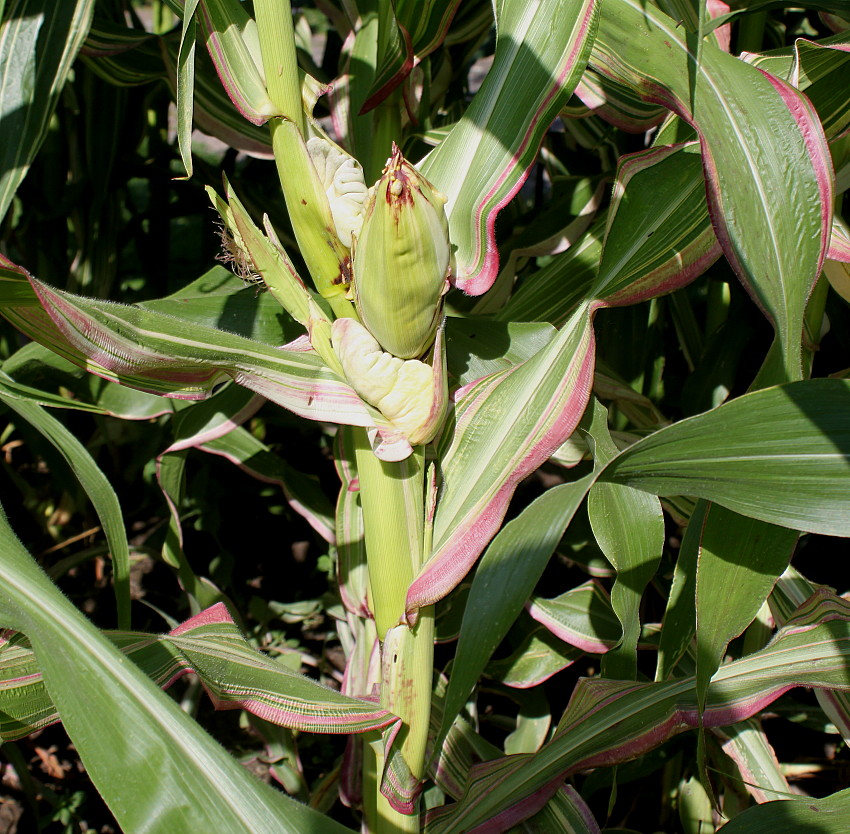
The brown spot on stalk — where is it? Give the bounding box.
[301,198,308,205]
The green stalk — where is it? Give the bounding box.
[353,430,423,638]
[252,0,303,130]
[367,95,403,184]
[353,428,433,831]
[269,120,359,319]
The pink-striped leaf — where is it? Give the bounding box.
[406,303,595,616]
[0,510,356,832]
[484,625,582,689]
[771,567,850,744]
[160,25,273,158]
[500,144,721,325]
[0,259,401,442]
[742,35,850,141]
[420,0,599,295]
[189,0,277,125]
[495,218,604,326]
[2,340,172,419]
[591,142,721,307]
[426,590,850,832]
[592,0,833,382]
[360,0,463,111]
[0,602,397,741]
[527,580,624,655]
[829,216,850,262]
[571,68,667,133]
[714,719,791,804]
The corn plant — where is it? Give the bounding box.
[1,0,850,831]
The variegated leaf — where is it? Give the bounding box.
[421,0,598,294]
[0,602,397,740]
[0,0,95,223]
[592,0,833,382]
[0,259,404,447]
[427,591,850,832]
[0,507,356,833]
[407,303,595,616]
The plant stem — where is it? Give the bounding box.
[252,0,303,130]
[353,431,423,639]
[353,428,433,830]
[367,95,403,184]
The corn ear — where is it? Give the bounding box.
[352,144,451,360]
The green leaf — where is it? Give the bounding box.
[427,591,850,831]
[444,317,557,388]
[0,506,356,833]
[656,500,706,680]
[139,265,299,346]
[694,506,797,707]
[409,303,595,613]
[591,143,720,306]
[0,391,132,629]
[81,19,165,87]
[421,0,599,294]
[0,0,94,223]
[587,405,664,680]
[433,472,595,759]
[600,379,850,536]
[176,0,201,177]
[719,787,850,833]
[2,342,170,419]
[484,624,582,688]
[496,217,604,325]
[707,2,850,33]
[0,601,397,740]
[0,266,394,439]
[528,580,624,653]
[593,0,833,382]
[362,0,462,111]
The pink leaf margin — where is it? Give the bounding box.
[439,0,598,297]
[404,322,596,618]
